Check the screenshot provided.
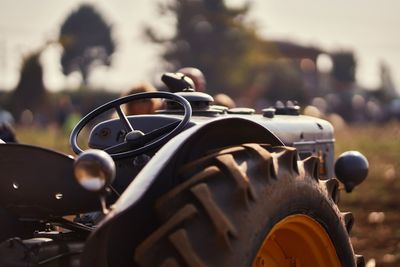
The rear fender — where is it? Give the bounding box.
[81,117,283,266]
[114,117,283,215]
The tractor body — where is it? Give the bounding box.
[0,80,367,266]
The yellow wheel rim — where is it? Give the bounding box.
[253,214,341,267]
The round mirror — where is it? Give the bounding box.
[74,149,116,192]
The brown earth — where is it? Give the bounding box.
[336,123,400,267]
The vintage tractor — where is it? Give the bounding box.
[0,72,368,266]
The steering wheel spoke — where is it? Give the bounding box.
[114,105,134,132]
[104,141,131,154]
[132,121,181,145]
[104,121,181,155]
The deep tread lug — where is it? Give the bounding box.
[321,178,340,203]
[215,146,246,156]
[169,229,207,267]
[216,154,257,204]
[157,166,220,214]
[135,204,198,263]
[242,143,276,179]
[179,147,246,176]
[342,212,354,233]
[303,156,320,181]
[355,254,365,267]
[191,183,238,247]
[276,147,299,174]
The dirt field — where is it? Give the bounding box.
[16,122,400,266]
[336,123,400,267]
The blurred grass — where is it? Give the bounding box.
[16,125,73,154]
[16,125,90,156]
[14,122,400,266]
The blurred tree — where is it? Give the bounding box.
[263,59,307,104]
[8,51,51,123]
[146,0,268,97]
[330,51,356,83]
[59,4,115,86]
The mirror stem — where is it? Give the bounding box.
[100,196,109,215]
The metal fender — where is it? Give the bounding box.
[81,117,283,266]
[116,117,282,214]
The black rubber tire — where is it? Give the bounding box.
[133,143,360,267]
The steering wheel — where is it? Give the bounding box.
[70,91,192,159]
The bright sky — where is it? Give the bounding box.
[0,0,399,92]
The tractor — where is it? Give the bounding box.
[0,72,368,266]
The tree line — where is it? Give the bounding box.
[3,0,387,125]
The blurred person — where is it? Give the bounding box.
[19,109,34,126]
[0,107,14,125]
[122,83,162,115]
[177,67,206,92]
[63,108,82,133]
[0,108,17,143]
[213,93,236,109]
[389,98,400,119]
[303,105,323,118]
[56,96,73,127]
[0,122,17,143]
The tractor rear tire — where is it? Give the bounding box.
[134,144,362,267]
